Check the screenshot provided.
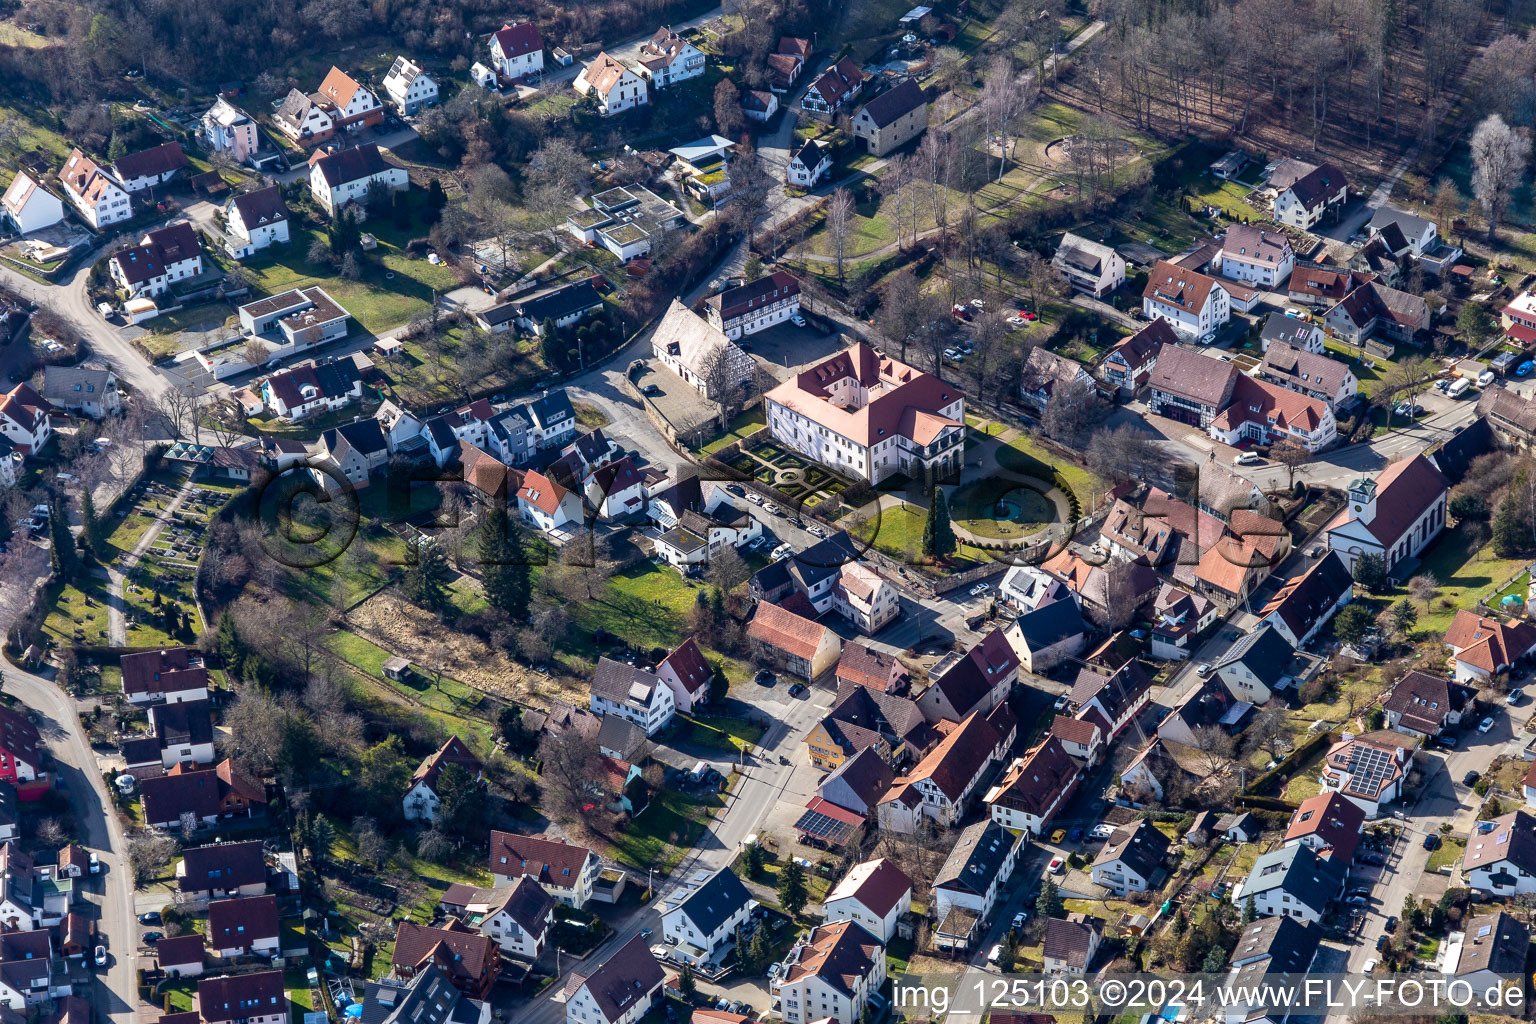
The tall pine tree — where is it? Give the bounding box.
[402,537,453,610]
[48,497,76,582]
[477,507,532,621]
[79,491,102,562]
[922,486,957,558]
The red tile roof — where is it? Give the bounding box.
[825,857,912,918]
[748,601,832,661]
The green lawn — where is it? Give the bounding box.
[42,578,114,646]
[570,562,699,652]
[701,407,769,455]
[1392,522,1528,634]
[611,789,728,874]
[998,434,1107,511]
[685,715,766,752]
[1426,836,1466,873]
[849,500,991,567]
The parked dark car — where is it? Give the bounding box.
[1463,770,1481,786]
[1423,834,1439,851]
[137,912,161,926]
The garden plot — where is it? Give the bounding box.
[728,440,852,512]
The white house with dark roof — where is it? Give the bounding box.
[1272,162,1347,230]
[1091,820,1170,896]
[584,457,647,519]
[1043,914,1103,975]
[659,867,755,966]
[307,143,408,218]
[1450,911,1530,992]
[929,819,1020,952]
[824,857,912,941]
[1142,260,1231,339]
[1464,809,1536,895]
[473,877,555,958]
[1053,232,1126,297]
[770,920,885,1024]
[787,140,832,187]
[1260,311,1325,354]
[984,735,1083,835]
[2,173,65,234]
[1319,733,1410,818]
[1325,453,1448,575]
[564,934,664,1024]
[489,831,601,906]
[1215,225,1294,287]
[704,272,801,339]
[58,150,130,229]
[111,142,189,193]
[589,658,675,736]
[41,366,120,419]
[1259,552,1353,648]
[109,222,205,299]
[224,187,291,258]
[382,56,439,114]
[655,636,713,714]
[742,89,778,122]
[764,341,964,486]
[490,22,544,80]
[800,57,865,116]
[1258,338,1358,410]
[1233,843,1346,923]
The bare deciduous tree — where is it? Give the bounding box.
[826,188,855,280]
[1471,113,1529,241]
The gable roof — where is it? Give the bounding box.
[1221,224,1291,267]
[659,637,713,698]
[1465,809,1536,877]
[670,868,754,935]
[140,768,223,823]
[581,53,636,98]
[1456,912,1530,976]
[392,919,498,983]
[1092,819,1170,880]
[1143,260,1224,316]
[516,279,604,324]
[1327,453,1448,552]
[1382,670,1473,735]
[748,601,833,660]
[1445,610,1536,672]
[590,658,663,712]
[818,747,894,813]
[119,648,202,698]
[1107,318,1175,368]
[764,342,963,448]
[1284,791,1365,864]
[836,642,906,692]
[113,142,189,182]
[1288,262,1369,302]
[934,819,1018,894]
[826,857,912,918]
[568,934,664,1024]
[207,894,279,947]
[1260,340,1353,398]
[1009,599,1086,651]
[984,735,1082,817]
[516,469,574,515]
[492,22,543,58]
[1146,345,1239,408]
[705,272,801,322]
[318,67,369,108]
[1282,163,1347,210]
[310,144,401,188]
[488,831,593,885]
[230,186,290,229]
[324,417,389,459]
[1043,915,1101,969]
[179,840,266,892]
[198,971,286,1024]
[1260,552,1352,639]
[858,78,926,127]
[927,629,1018,718]
[411,735,483,792]
[807,57,864,107]
[1228,915,1320,975]
[1241,844,1345,914]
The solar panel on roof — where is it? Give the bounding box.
[793,808,858,845]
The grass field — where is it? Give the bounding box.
[611,788,728,874]
[1390,522,1527,634]
[998,434,1106,510]
[701,407,768,455]
[569,562,700,652]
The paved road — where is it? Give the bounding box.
[537,6,726,90]
[5,663,136,1024]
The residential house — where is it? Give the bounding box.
[786,140,832,187]
[1215,225,1294,287]
[1234,844,1345,924]
[747,601,842,681]
[652,299,754,399]
[1383,669,1474,739]
[527,390,577,449]
[197,972,288,1024]
[655,637,715,715]
[1142,261,1231,339]
[836,643,908,695]
[200,99,261,164]
[1325,454,1448,575]
[149,699,216,767]
[1150,584,1218,661]
[0,788,17,843]
[1284,791,1365,865]
[816,747,895,819]
[474,878,555,958]
[741,89,779,122]
[1053,232,1126,298]
[1478,385,1536,448]
[1365,206,1458,266]
[224,187,291,258]
[1258,340,1359,411]
[850,78,927,156]
[358,967,490,1024]
[824,858,912,942]
[382,57,438,114]
[1451,912,1530,991]
[563,935,664,1024]
[273,89,335,144]
[771,921,885,1024]
[1146,345,1239,427]
[800,57,865,116]
[514,279,605,336]
[1207,370,1337,452]
[929,819,1020,953]
[660,868,755,967]
[1324,281,1429,344]
[516,469,584,533]
[308,144,408,218]
[1119,737,1208,805]
[0,709,37,788]
[58,150,130,229]
[589,658,675,737]
[0,844,66,931]
[1210,625,1297,704]
[2,173,64,234]
[765,341,965,486]
[391,920,500,1000]
[876,710,1002,832]
[1067,659,1153,741]
[584,457,647,519]
[636,27,706,89]
[1319,732,1412,818]
[41,367,119,419]
[1502,289,1536,345]
[1272,163,1348,230]
[1099,319,1172,396]
[576,54,649,115]
[313,418,389,491]
[1156,675,1239,747]
[317,67,384,130]
[206,895,279,959]
[111,142,189,193]
[1003,600,1087,673]
[109,223,205,299]
[918,630,1019,725]
[1260,311,1326,353]
[705,272,801,339]
[1042,915,1103,976]
[1223,917,1322,1024]
[1051,714,1104,766]
[1465,810,1536,895]
[998,564,1072,615]
[1259,552,1353,648]
[651,492,762,570]
[806,685,930,771]
[140,768,232,829]
[489,23,545,81]
[488,832,601,908]
[1090,819,1170,897]
[1017,347,1094,417]
[259,360,362,421]
[768,37,811,92]
[984,735,1083,836]
[403,736,483,823]
[177,841,267,901]
[1444,610,1536,683]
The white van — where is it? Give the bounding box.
[1448,378,1472,398]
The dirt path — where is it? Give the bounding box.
[106,477,197,646]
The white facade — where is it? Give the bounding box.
[772,926,887,1024]
[591,679,675,737]
[660,894,754,964]
[576,55,649,115]
[764,392,965,486]
[383,57,439,114]
[1143,279,1231,339]
[2,174,65,234]
[201,99,260,163]
[225,199,290,257]
[307,159,408,217]
[490,25,545,81]
[58,151,130,229]
[787,147,832,187]
[636,34,706,89]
